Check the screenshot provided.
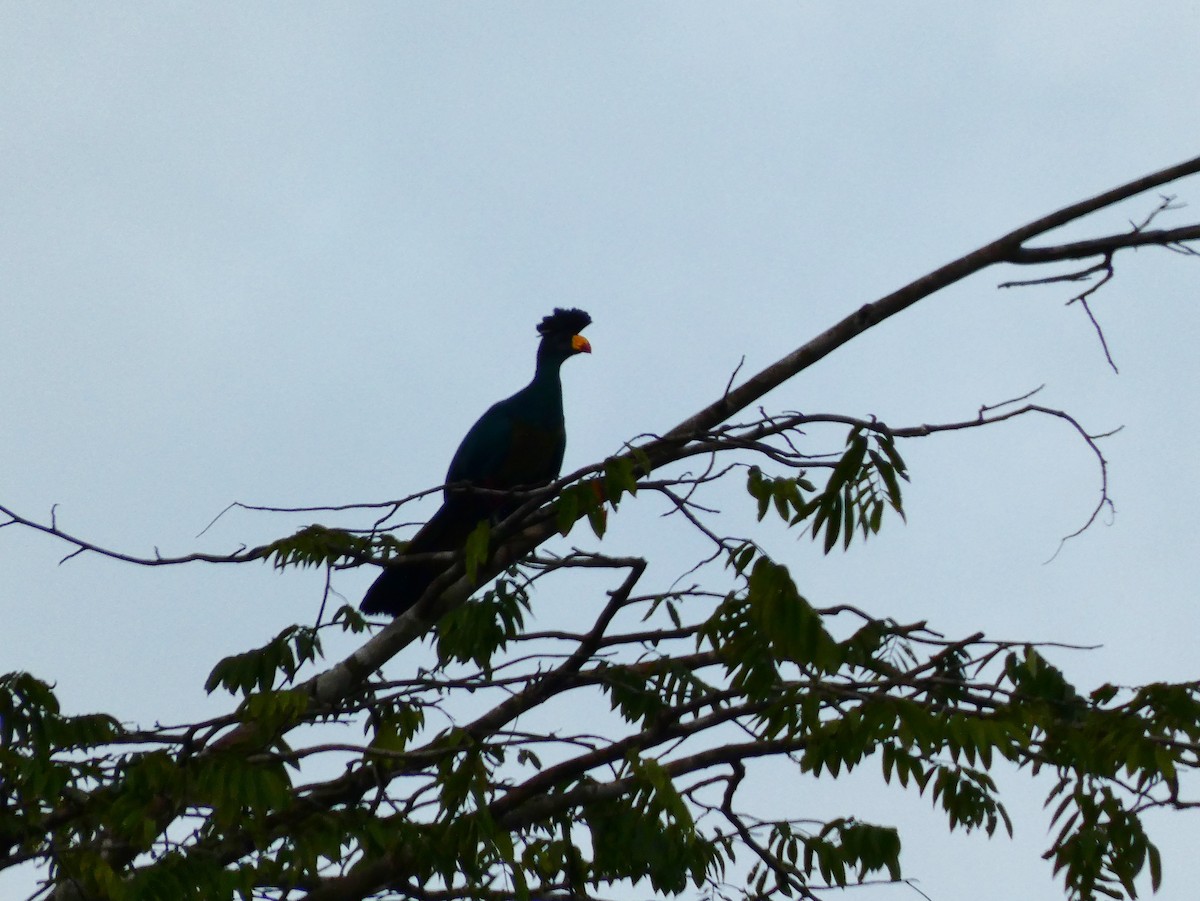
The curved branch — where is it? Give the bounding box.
[657,154,1200,443]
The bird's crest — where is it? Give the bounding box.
[537,307,592,337]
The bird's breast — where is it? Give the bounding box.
[495,419,566,487]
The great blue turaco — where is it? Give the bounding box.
[361,308,593,616]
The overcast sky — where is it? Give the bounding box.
[3,5,1199,900]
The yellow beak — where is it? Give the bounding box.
[571,334,592,354]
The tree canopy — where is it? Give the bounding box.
[4,156,1200,901]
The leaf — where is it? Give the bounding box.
[260,524,375,571]
[822,495,842,554]
[731,542,757,574]
[603,455,639,503]
[435,580,529,675]
[746,466,770,521]
[555,486,580,535]
[826,431,868,493]
[1148,843,1162,891]
[378,702,425,749]
[238,688,311,736]
[587,504,608,538]
[464,520,491,583]
[1091,683,1120,705]
[842,486,855,550]
[204,625,323,695]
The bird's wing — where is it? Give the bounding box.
[445,399,516,487]
[446,395,567,503]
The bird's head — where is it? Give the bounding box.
[536,307,593,364]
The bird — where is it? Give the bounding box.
[360,308,593,617]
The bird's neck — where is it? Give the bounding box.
[521,357,566,421]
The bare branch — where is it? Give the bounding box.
[0,501,268,568]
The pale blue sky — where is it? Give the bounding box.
[2,5,1199,899]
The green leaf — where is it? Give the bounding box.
[370,703,426,754]
[464,520,491,583]
[827,431,868,493]
[587,504,608,538]
[237,688,310,736]
[746,466,770,521]
[729,542,758,574]
[435,579,529,675]
[822,495,842,554]
[603,455,639,503]
[555,486,580,535]
[259,524,375,571]
[204,625,323,695]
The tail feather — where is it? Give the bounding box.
[359,499,488,617]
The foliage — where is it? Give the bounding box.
[6,421,1199,900]
[4,157,1200,901]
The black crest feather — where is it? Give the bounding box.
[537,307,592,337]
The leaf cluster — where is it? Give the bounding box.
[745,426,907,553]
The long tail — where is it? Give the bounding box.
[359,499,486,617]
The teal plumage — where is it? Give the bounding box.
[361,308,592,617]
